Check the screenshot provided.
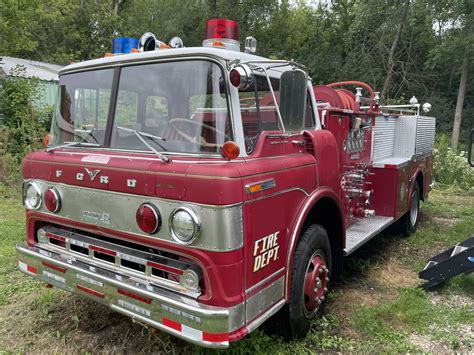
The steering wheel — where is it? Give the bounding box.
[169,118,231,146]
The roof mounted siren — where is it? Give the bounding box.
[138,33,184,51]
[203,19,240,51]
[139,32,170,51]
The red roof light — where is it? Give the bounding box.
[205,19,238,40]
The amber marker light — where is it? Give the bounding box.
[43,133,50,148]
[248,184,263,193]
[222,141,240,160]
[211,41,226,48]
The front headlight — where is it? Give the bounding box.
[23,181,42,210]
[169,206,200,244]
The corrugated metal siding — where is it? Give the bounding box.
[394,116,416,157]
[373,115,396,161]
[415,116,436,155]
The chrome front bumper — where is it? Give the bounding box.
[16,243,243,348]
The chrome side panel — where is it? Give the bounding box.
[245,276,284,322]
[29,180,243,252]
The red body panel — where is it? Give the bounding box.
[21,103,434,342]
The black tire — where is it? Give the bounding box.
[271,224,332,340]
[394,184,420,237]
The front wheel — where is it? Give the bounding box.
[272,224,332,339]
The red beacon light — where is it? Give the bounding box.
[203,19,240,51]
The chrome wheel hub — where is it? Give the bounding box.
[410,189,418,227]
[303,250,329,317]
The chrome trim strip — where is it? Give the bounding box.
[243,187,309,204]
[29,180,243,252]
[245,268,285,296]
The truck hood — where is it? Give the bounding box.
[22,150,243,205]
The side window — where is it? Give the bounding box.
[188,94,230,145]
[74,88,110,132]
[115,90,138,126]
[145,96,168,128]
[239,76,280,153]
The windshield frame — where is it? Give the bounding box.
[50,56,236,158]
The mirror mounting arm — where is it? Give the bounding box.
[257,66,285,133]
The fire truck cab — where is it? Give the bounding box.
[17,19,435,348]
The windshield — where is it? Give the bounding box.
[49,60,233,155]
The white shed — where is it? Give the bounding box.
[0,56,63,106]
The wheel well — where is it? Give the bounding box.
[416,172,424,201]
[302,197,344,278]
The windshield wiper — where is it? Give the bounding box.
[116,126,169,162]
[47,141,101,153]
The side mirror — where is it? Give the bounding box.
[468,128,474,167]
[279,69,307,132]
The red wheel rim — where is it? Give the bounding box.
[303,251,329,317]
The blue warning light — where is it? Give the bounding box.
[112,37,139,54]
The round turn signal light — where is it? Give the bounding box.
[136,203,161,234]
[222,141,240,160]
[45,187,61,213]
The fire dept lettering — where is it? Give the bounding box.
[253,231,280,272]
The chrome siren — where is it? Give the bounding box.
[139,32,158,52]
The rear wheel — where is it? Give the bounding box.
[394,184,420,237]
[271,224,331,339]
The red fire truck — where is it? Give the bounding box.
[17,19,435,348]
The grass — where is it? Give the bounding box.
[0,185,472,353]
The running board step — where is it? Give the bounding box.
[344,216,394,255]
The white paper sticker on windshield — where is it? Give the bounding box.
[81,155,110,164]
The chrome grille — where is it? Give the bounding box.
[37,226,202,298]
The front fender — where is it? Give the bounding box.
[284,187,344,299]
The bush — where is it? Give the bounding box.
[0,67,52,184]
[433,134,474,190]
